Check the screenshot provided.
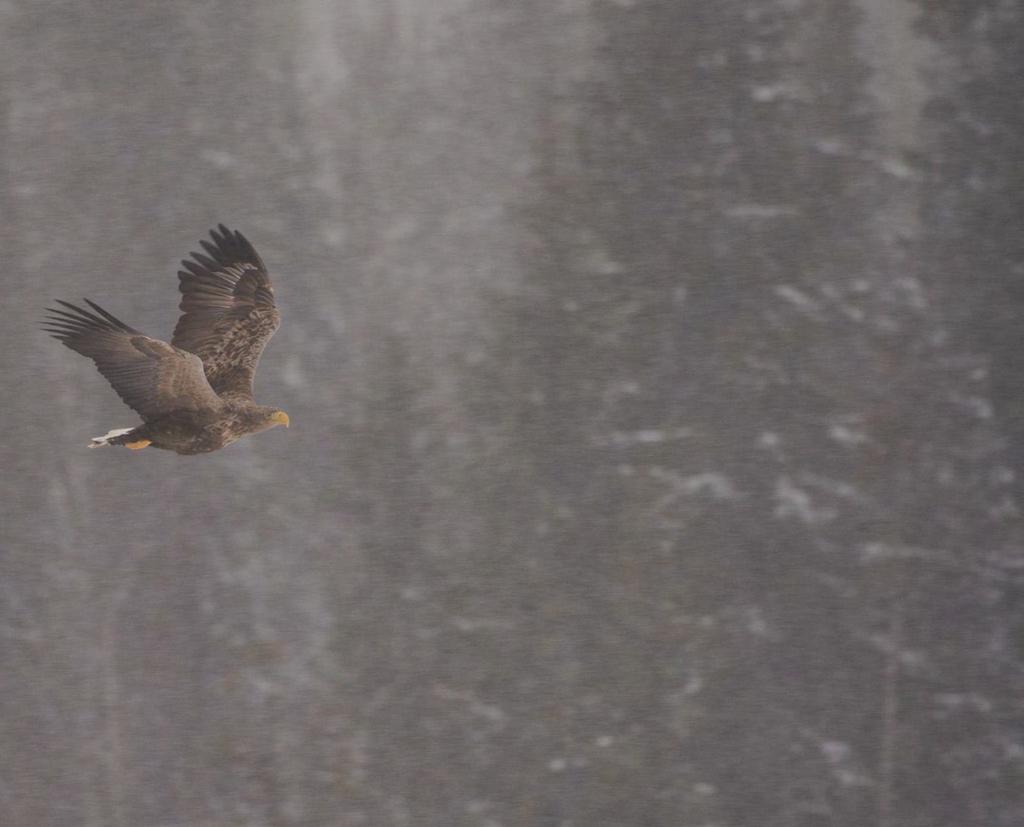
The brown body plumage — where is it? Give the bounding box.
[43,225,289,455]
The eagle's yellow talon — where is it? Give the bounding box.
[125,439,151,450]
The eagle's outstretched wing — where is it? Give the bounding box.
[43,300,222,421]
[171,225,280,403]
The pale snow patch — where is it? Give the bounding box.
[280,355,307,389]
[724,204,799,219]
[860,542,953,565]
[934,692,993,713]
[681,474,737,499]
[602,379,641,400]
[820,285,868,322]
[649,467,739,501]
[451,616,515,633]
[828,423,870,446]
[878,155,916,179]
[841,304,866,322]
[745,606,772,638]
[582,246,624,275]
[862,633,929,669]
[320,225,347,247]
[200,148,237,168]
[774,284,821,314]
[952,394,993,420]
[594,427,693,448]
[991,466,1016,485]
[751,83,796,102]
[629,429,669,443]
[799,472,865,503]
[774,477,837,524]
[813,137,849,156]
[819,740,872,787]
[988,497,1019,520]
[837,768,872,788]
[821,740,850,763]
[894,275,927,308]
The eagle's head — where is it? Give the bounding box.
[267,409,290,429]
[247,406,290,433]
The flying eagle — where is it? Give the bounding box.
[43,225,289,454]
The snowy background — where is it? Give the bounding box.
[2,1,1023,825]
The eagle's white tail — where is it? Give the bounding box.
[88,428,134,448]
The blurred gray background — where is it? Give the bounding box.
[1,1,1023,825]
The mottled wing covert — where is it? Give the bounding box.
[172,225,280,402]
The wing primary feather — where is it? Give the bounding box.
[192,253,220,271]
[50,299,137,335]
[199,239,221,260]
[83,299,136,332]
[45,308,91,324]
[54,298,95,317]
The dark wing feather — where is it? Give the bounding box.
[43,300,222,421]
[171,225,280,402]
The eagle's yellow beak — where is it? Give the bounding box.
[271,411,290,428]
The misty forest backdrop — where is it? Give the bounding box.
[1,2,1023,826]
